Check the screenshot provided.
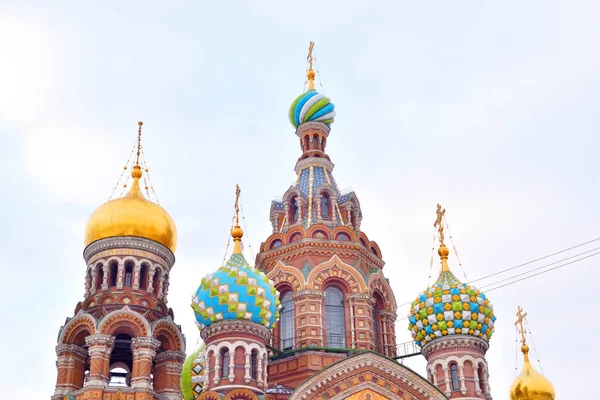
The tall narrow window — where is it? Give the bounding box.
[304,136,309,151]
[96,264,104,290]
[280,292,295,351]
[110,263,118,287]
[478,364,486,393]
[372,306,381,353]
[325,287,346,348]
[139,264,148,290]
[313,135,319,149]
[451,363,460,391]
[250,350,258,380]
[291,198,299,222]
[124,262,133,287]
[321,194,330,218]
[221,349,229,378]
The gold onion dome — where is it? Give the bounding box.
[84,165,177,252]
[510,344,555,400]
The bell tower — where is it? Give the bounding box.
[52,122,186,400]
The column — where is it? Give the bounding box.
[147,266,156,294]
[163,278,170,303]
[331,196,338,226]
[353,209,362,232]
[133,264,142,290]
[131,337,160,390]
[380,310,397,357]
[116,263,125,289]
[345,205,353,228]
[442,366,451,397]
[244,351,251,383]
[102,265,109,291]
[87,269,95,296]
[157,275,166,299]
[474,366,482,396]
[315,194,323,223]
[296,199,303,225]
[459,364,467,395]
[257,353,264,388]
[283,203,290,231]
[228,349,235,383]
[154,350,186,400]
[53,344,88,396]
[85,334,115,387]
[292,290,325,348]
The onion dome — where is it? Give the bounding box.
[84,122,177,252]
[181,344,205,400]
[510,344,555,400]
[191,217,280,330]
[289,90,336,129]
[407,243,496,346]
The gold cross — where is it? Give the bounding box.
[515,305,528,345]
[135,121,143,166]
[307,41,315,71]
[234,184,241,225]
[433,203,446,245]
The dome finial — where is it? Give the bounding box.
[433,203,450,271]
[307,41,315,91]
[231,184,244,254]
[127,121,145,198]
[515,305,531,362]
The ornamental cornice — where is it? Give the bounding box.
[295,121,331,138]
[345,293,373,302]
[421,336,489,359]
[155,349,186,363]
[289,352,446,400]
[292,289,324,300]
[294,156,335,176]
[85,333,115,347]
[55,344,88,357]
[200,320,271,342]
[380,309,398,320]
[131,336,161,349]
[83,236,175,269]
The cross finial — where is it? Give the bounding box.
[515,305,528,346]
[234,184,241,226]
[434,203,446,246]
[306,41,316,90]
[135,121,143,166]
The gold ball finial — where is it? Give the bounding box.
[231,225,244,240]
[138,121,143,126]
[521,344,530,354]
[438,244,450,258]
[131,165,142,179]
[307,70,315,80]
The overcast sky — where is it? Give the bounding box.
[1,1,599,398]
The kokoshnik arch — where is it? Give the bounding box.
[52,42,556,400]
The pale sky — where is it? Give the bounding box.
[1,1,599,398]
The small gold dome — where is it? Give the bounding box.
[84,166,177,252]
[510,345,555,400]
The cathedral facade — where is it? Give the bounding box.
[52,45,555,400]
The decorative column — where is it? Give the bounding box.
[353,209,362,232]
[53,344,88,396]
[459,364,467,395]
[85,334,115,387]
[163,278,170,303]
[133,264,142,290]
[157,274,166,299]
[101,265,109,291]
[244,351,251,383]
[331,196,338,226]
[380,309,397,357]
[154,350,186,400]
[292,290,325,348]
[130,337,160,390]
[442,366,451,397]
[474,365,482,396]
[283,203,290,231]
[315,194,323,223]
[295,198,304,226]
[116,263,125,289]
[345,205,353,228]
[87,269,94,296]
[346,293,372,351]
[147,266,156,294]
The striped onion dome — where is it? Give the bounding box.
[289,90,336,129]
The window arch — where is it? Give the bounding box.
[280,292,295,351]
[250,349,258,380]
[450,363,460,391]
[373,292,385,354]
[109,262,118,287]
[321,193,330,218]
[139,263,148,290]
[221,348,230,378]
[290,197,300,222]
[95,264,104,290]
[325,286,346,348]
[312,135,319,149]
[124,261,134,287]
[304,135,309,151]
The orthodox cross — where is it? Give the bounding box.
[434,203,446,245]
[234,184,241,225]
[307,41,315,71]
[135,121,143,166]
[515,305,528,345]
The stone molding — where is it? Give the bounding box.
[294,156,335,176]
[155,350,186,364]
[345,293,373,302]
[200,320,271,342]
[85,333,115,347]
[131,336,161,348]
[292,289,324,300]
[55,343,88,358]
[421,336,489,359]
[84,236,175,268]
[295,121,331,138]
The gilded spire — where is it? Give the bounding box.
[307,41,315,91]
[434,204,450,271]
[515,306,530,361]
[231,184,244,254]
[127,121,144,199]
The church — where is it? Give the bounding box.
[51,44,556,400]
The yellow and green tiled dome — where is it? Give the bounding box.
[408,247,496,347]
[191,252,281,330]
[180,345,205,400]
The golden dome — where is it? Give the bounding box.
[84,165,177,252]
[510,345,555,400]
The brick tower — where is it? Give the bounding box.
[52,122,185,400]
[254,43,398,389]
[408,205,496,399]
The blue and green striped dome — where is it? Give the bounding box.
[191,253,280,330]
[289,90,336,129]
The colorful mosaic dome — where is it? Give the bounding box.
[408,249,496,346]
[191,253,280,330]
[181,345,205,400]
[289,90,336,129]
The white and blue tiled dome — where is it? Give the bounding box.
[289,90,336,129]
[191,252,281,330]
[408,246,497,347]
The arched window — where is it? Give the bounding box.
[250,350,258,380]
[124,261,133,287]
[372,306,381,353]
[450,363,460,391]
[478,364,486,393]
[152,269,161,294]
[108,334,132,387]
[139,264,148,290]
[109,262,118,287]
[304,135,309,151]
[291,198,299,222]
[313,135,319,149]
[325,286,346,348]
[96,264,104,290]
[221,348,229,378]
[321,194,330,218]
[280,292,295,351]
